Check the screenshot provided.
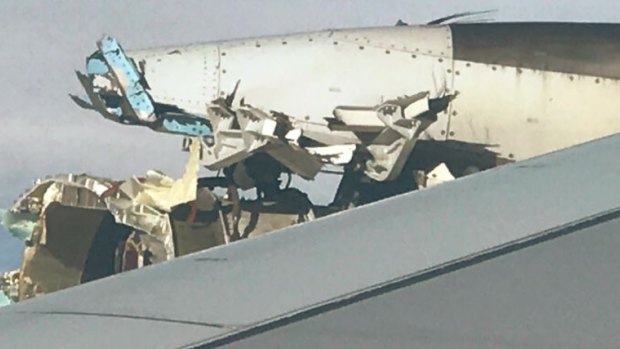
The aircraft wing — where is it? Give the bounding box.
[2,133,620,348]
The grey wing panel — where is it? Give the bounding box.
[0,312,223,349]
[211,210,620,349]
[2,134,620,348]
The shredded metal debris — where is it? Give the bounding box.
[0,139,318,303]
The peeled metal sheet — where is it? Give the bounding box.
[122,137,201,212]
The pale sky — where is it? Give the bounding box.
[1,0,620,270]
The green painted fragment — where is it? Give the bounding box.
[0,209,38,241]
[0,290,11,307]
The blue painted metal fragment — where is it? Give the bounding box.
[73,36,214,137]
[161,114,213,136]
[86,56,109,75]
[97,35,156,121]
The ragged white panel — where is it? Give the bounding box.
[449,60,620,160]
[129,46,219,115]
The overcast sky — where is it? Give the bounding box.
[1,0,620,270]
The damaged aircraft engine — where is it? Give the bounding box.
[5,21,620,302]
[1,140,318,303]
[71,24,620,207]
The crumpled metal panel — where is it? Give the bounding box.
[106,138,201,258]
[202,102,324,179]
[0,131,322,302]
[72,36,214,137]
[121,138,200,213]
[4,139,201,264]
[10,174,112,216]
[97,36,156,121]
[331,92,451,181]
[1,176,122,301]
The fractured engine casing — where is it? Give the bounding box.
[0,172,315,303]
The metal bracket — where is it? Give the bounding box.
[202,103,322,179]
[332,92,442,181]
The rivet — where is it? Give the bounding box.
[385,50,391,54]
[412,54,417,58]
[333,41,339,45]
[449,131,455,136]
[455,71,460,76]
[256,43,261,48]
[466,62,471,67]
[222,69,227,74]
[221,52,226,56]
[438,58,444,63]
[452,111,458,116]
[308,38,313,42]
[595,78,601,84]
[509,153,515,159]
[447,69,452,73]
[492,66,497,71]
[569,76,574,81]
[441,130,446,135]
[359,46,365,50]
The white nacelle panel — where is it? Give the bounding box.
[129,46,219,115]
[332,25,453,59]
[218,27,453,133]
[448,61,620,160]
